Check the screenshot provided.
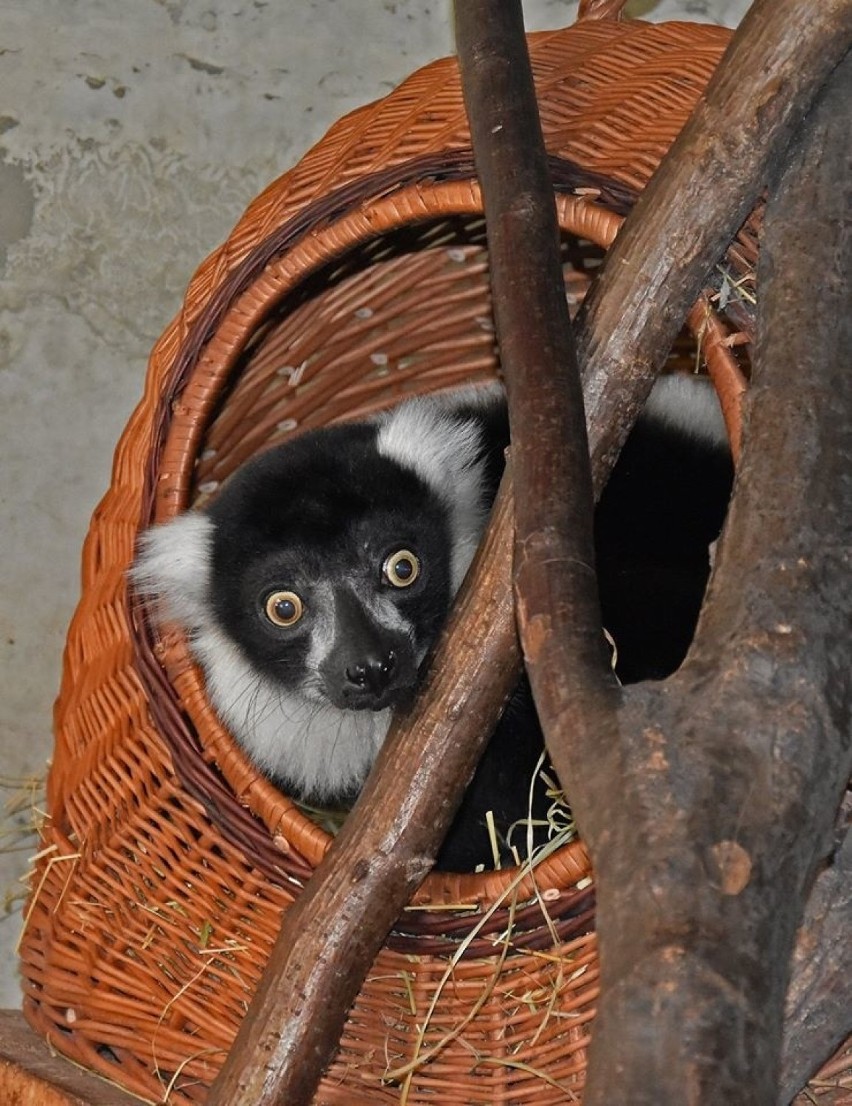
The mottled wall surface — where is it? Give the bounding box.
[0,0,749,1008]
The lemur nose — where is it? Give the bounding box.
[345,649,396,694]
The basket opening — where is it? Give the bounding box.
[163,210,745,882]
[189,214,748,505]
[190,217,616,504]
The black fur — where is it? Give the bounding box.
[135,383,733,873]
[206,422,454,706]
[437,395,734,870]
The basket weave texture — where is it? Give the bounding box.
[18,14,763,1105]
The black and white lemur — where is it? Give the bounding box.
[132,375,733,870]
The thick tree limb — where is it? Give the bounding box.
[578,0,852,489]
[454,0,622,823]
[579,48,852,1104]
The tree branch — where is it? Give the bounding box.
[454,0,622,827]
[578,0,852,489]
[579,45,852,1104]
[208,479,523,1106]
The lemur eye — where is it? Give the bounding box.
[264,590,304,627]
[383,549,420,588]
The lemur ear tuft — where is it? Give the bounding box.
[375,397,483,499]
[375,395,493,594]
[130,512,215,631]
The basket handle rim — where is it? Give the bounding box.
[578,0,628,22]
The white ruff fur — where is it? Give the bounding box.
[132,515,391,796]
[644,374,728,447]
[194,626,391,797]
[131,512,215,627]
[375,394,491,592]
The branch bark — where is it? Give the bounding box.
[578,0,852,488]
[578,45,852,1104]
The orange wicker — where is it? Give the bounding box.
[18,11,767,1105]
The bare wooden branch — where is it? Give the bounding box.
[579,46,852,1104]
[780,826,852,1104]
[578,0,852,489]
[454,0,622,855]
[208,480,522,1106]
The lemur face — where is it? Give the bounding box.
[205,424,455,715]
[132,395,496,800]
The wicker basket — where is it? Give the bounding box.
[18,10,764,1105]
